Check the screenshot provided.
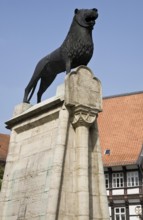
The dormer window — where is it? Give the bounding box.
[104,149,110,155]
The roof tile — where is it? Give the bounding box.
[0,133,10,161]
[98,92,143,167]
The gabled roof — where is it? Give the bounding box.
[98,91,143,167]
[0,133,9,161]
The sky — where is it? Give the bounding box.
[0,0,143,134]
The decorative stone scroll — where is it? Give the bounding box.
[71,105,98,128]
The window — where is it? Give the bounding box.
[112,173,124,188]
[104,149,110,155]
[127,171,139,187]
[105,174,109,189]
[114,207,126,220]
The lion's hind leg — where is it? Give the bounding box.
[23,78,39,103]
[37,73,57,103]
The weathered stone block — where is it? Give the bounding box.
[65,66,102,111]
[0,67,109,220]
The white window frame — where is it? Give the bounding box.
[105,174,109,189]
[127,171,139,187]
[112,172,124,188]
[114,207,126,220]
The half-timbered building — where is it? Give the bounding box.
[99,91,143,219]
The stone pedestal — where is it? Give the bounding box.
[0,66,109,220]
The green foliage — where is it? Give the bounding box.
[0,164,5,190]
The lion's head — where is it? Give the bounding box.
[74,8,98,29]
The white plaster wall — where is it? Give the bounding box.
[106,190,109,196]
[130,205,139,215]
[112,189,124,195]
[130,217,138,220]
[108,207,111,217]
[126,165,138,170]
[127,188,139,194]
[129,199,140,203]
[114,200,124,204]
[112,166,123,171]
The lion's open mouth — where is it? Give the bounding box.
[85,16,96,23]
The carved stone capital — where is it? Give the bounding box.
[71,105,98,128]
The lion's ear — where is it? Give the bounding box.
[74,8,79,14]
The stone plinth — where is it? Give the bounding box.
[0,66,109,220]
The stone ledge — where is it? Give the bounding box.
[5,96,64,130]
